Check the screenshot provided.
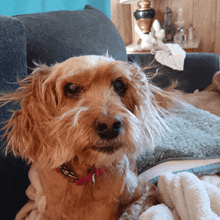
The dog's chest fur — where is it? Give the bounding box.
[38,156,136,220]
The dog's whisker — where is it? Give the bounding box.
[72,107,89,127]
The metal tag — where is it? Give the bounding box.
[92,172,95,185]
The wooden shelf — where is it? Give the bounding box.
[126,39,200,54]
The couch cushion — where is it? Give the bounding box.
[14,5,126,74]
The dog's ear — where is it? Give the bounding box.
[122,62,171,150]
[0,64,57,165]
[150,81,179,110]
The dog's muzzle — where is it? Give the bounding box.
[94,115,123,139]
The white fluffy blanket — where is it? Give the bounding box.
[139,172,220,220]
[17,166,220,220]
[15,165,46,220]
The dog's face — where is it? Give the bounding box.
[1,55,167,169]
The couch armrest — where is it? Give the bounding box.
[0,15,29,220]
[127,53,220,93]
[0,15,27,92]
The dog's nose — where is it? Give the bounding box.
[94,116,123,139]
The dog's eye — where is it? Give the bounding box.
[64,83,81,97]
[112,78,127,96]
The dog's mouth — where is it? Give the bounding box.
[92,142,122,154]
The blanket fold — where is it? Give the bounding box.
[15,165,46,220]
[151,42,186,71]
[139,172,220,220]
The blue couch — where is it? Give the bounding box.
[128,53,220,93]
[0,5,219,219]
[0,5,126,219]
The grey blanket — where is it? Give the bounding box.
[137,103,220,174]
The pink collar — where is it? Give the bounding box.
[56,165,108,186]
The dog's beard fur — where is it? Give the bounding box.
[0,55,170,171]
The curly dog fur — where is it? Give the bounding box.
[0,55,172,219]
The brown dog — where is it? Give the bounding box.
[157,71,220,116]
[0,55,170,220]
[153,71,220,117]
[180,71,220,117]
